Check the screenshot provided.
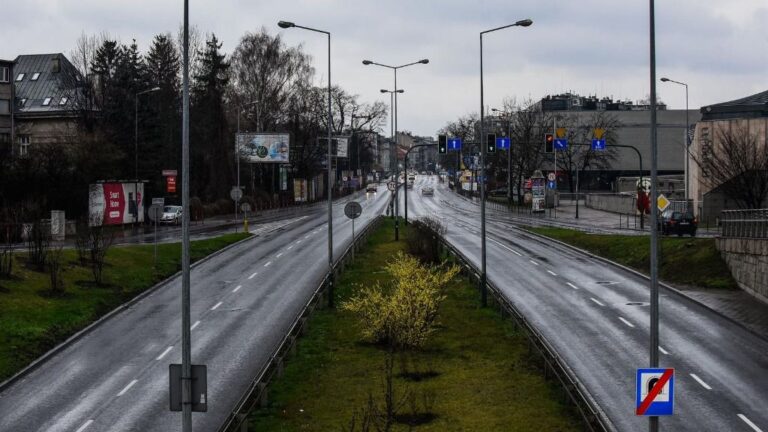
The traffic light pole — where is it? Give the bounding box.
[403,143,437,225]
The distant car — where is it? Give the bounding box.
[366,184,377,193]
[420,171,427,175]
[160,205,183,225]
[488,187,508,197]
[658,209,697,236]
[421,186,434,196]
[408,175,415,183]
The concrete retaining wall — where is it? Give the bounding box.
[716,237,768,303]
[585,193,636,215]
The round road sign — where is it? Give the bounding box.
[547,172,556,182]
[387,181,397,192]
[230,186,243,202]
[148,204,163,222]
[240,202,252,213]
[344,201,363,219]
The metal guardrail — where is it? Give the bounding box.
[437,238,616,432]
[217,215,384,432]
[720,209,768,239]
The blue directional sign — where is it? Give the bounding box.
[547,180,556,190]
[496,137,511,150]
[592,139,606,151]
[448,137,462,151]
[636,368,674,416]
[554,138,568,150]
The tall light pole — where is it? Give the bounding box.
[492,107,513,205]
[134,86,160,224]
[660,77,690,203]
[649,2,660,431]
[180,0,191,430]
[380,89,403,177]
[363,58,429,239]
[480,18,532,307]
[235,101,258,231]
[279,20,335,306]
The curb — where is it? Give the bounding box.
[516,226,768,344]
[0,220,298,393]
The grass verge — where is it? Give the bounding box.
[0,232,250,382]
[526,226,737,290]
[247,219,582,431]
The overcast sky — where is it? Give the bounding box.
[3,0,767,136]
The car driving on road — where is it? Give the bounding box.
[160,205,183,225]
[421,186,434,196]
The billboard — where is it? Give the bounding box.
[335,137,349,158]
[237,133,290,163]
[89,182,145,227]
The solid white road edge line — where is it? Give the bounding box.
[737,414,763,432]
[117,379,137,396]
[618,317,635,328]
[690,373,713,390]
[156,346,173,361]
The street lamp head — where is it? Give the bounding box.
[150,87,161,92]
[515,19,533,27]
[362,60,373,65]
[660,77,670,82]
[277,21,295,29]
[491,108,499,112]
[396,90,404,93]
[380,89,389,93]
[419,59,429,64]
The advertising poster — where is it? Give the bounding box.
[294,179,308,202]
[237,133,290,163]
[89,182,144,226]
[335,136,349,158]
[531,178,546,212]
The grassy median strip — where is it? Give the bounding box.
[0,232,250,382]
[527,226,737,290]
[248,219,581,431]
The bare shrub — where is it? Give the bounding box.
[27,220,50,271]
[88,226,114,285]
[407,216,447,263]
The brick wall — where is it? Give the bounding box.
[715,237,768,303]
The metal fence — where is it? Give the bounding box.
[720,209,768,239]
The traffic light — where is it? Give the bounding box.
[487,133,496,153]
[544,133,554,153]
[438,134,447,154]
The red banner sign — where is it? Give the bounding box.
[167,176,177,194]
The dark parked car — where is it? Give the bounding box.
[658,209,697,236]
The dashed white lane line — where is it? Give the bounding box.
[156,346,173,361]
[287,245,294,250]
[659,346,669,355]
[248,272,257,280]
[547,270,558,276]
[264,261,272,267]
[296,240,302,244]
[304,235,310,239]
[566,282,579,290]
[618,317,635,328]
[529,260,540,266]
[190,320,201,330]
[211,301,223,311]
[590,297,605,307]
[276,253,283,258]
[690,373,712,390]
[117,379,138,396]
[75,419,94,432]
[232,285,242,293]
[737,414,763,432]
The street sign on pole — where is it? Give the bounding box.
[657,194,670,212]
[636,368,674,416]
[547,180,556,190]
[554,138,568,151]
[591,139,606,151]
[448,137,462,151]
[230,186,243,202]
[496,136,510,150]
[387,181,396,192]
[170,364,208,412]
[547,172,556,182]
[344,201,362,220]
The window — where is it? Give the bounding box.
[0,99,8,115]
[31,72,40,81]
[59,97,68,106]
[15,73,24,82]
[42,97,52,106]
[18,135,30,157]
[0,67,8,82]
[18,98,27,108]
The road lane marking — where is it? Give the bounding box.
[156,346,173,361]
[211,301,223,310]
[232,285,242,293]
[566,282,579,290]
[248,272,257,280]
[190,320,201,330]
[738,414,763,432]
[618,317,635,328]
[117,379,138,396]
[264,261,272,267]
[529,260,539,266]
[276,253,283,258]
[590,297,605,307]
[75,420,94,432]
[304,235,310,239]
[296,240,302,244]
[547,270,558,276]
[659,346,669,355]
[689,373,712,390]
[287,245,294,250]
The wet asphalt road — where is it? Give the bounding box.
[404,175,768,432]
[0,186,390,432]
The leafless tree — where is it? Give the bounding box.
[555,111,621,192]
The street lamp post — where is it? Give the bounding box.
[363,58,429,239]
[492,107,513,205]
[235,101,258,232]
[479,19,532,307]
[180,1,191,430]
[134,86,160,225]
[380,89,403,219]
[660,77,690,204]
[279,20,335,306]
[649,2,661,431]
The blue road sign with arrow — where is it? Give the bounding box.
[547,180,556,190]
[448,137,462,151]
[554,138,568,150]
[592,139,606,151]
[496,137,510,150]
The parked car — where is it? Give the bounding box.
[421,186,434,196]
[658,209,697,236]
[366,184,377,193]
[160,205,183,225]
